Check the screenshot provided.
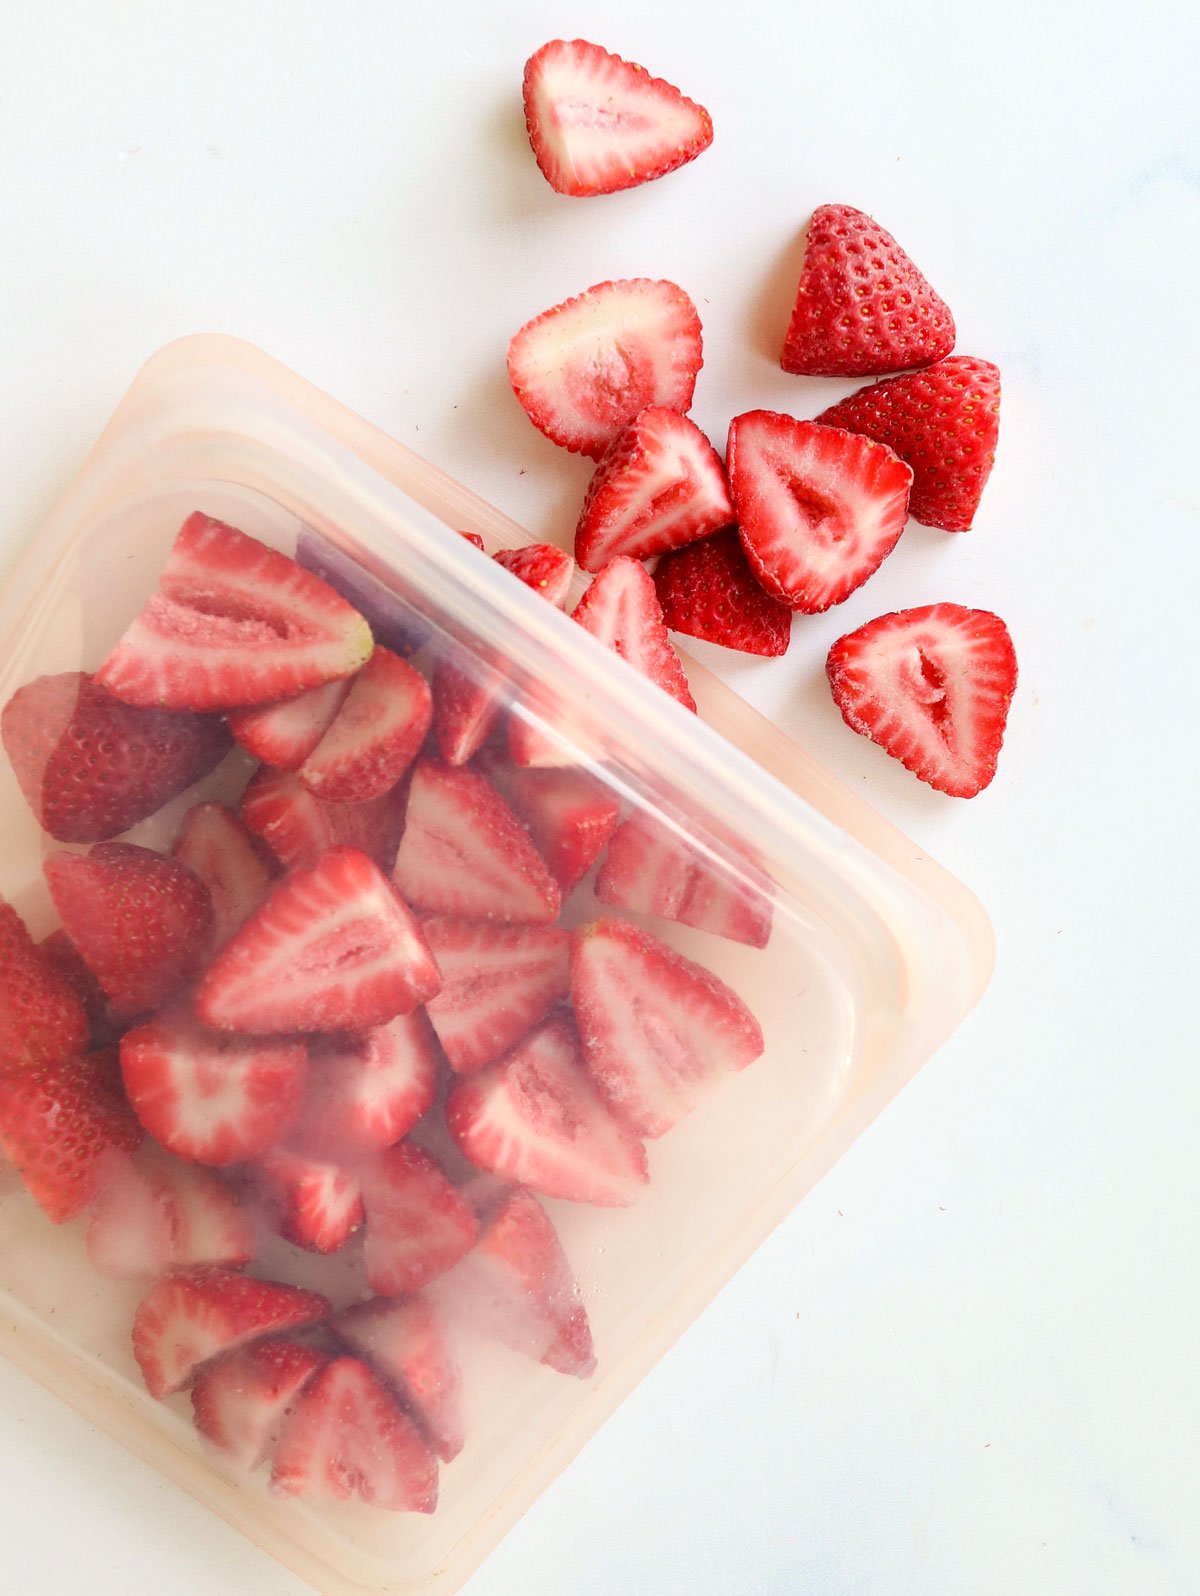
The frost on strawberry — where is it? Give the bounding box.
[335,1296,465,1463]
[288,1012,440,1163]
[361,1142,479,1297]
[192,1338,326,1472]
[572,557,696,710]
[87,1143,255,1279]
[423,918,570,1075]
[172,802,274,946]
[239,766,407,874]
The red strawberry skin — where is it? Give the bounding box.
[290,1012,440,1162]
[257,1146,365,1254]
[1,672,231,843]
[573,557,696,710]
[192,1337,325,1470]
[493,542,575,607]
[0,901,90,1074]
[239,766,407,875]
[362,1142,479,1296]
[335,1296,464,1463]
[172,802,274,946]
[299,647,431,803]
[653,530,792,657]
[781,204,956,377]
[39,929,122,1050]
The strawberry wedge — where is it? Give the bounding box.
[228,679,352,770]
[256,1147,365,1254]
[192,1338,326,1471]
[239,766,408,874]
[289,1012,440,1163]
[362,1143,479,1297]
[653,530,793,658]
[335,1296,464,1464]
[172,802,274,947]
[87,1144,255,1279]
[299,647,431,802]
[572,557,696,710]
[423,918,570,1075]
[475,755,621,894]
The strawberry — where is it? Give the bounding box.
[198,847,440,1034]
[652,530,792,657]
[393,760,561,924]
[474,754,621,894]
[192,1338,326,1471]
[256,1147,365,1254]
[86,1143,255,1279]
[570,918,764,1138]
[459,531,486,552]
[0,900,89,1074]
[171,802,274,946]
[296,527,428,657]
[335,1296,464,1463]
[299,647,431,802]
[131,1266,331,1399]
[423,918,570,1075]
[572,556,696,709]
[239,766,407,874]
[0,1050,141,1223]
[726,412,912,613]
[493,541,576,606]
[507,279,703,459]
[818,357,1001,532]
[288,1012,441,1163]
[826,603,1017,796]
[523,38,712,197]
[39,929,121,1050]
[44,842,215,1017]
[780,204,956,377]
[227,680,351,771]
[361,1142,479,1297]
[271,1356,438,1512]
[120,1005,307,1165]
[446,1013,648,1206]
[575,407,733,572]
[1,672,231,843]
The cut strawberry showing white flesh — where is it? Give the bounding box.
[299,647,431,803]
[475,754,621,894]
[256,1147,365,1254]
[239,767,408,874]
[335,1296,464,1463]
[572,557,696,710]
[288,1012,441,1163]
[508,279,703,460]
[826,603,1018,796]
[423,918,570,1075]
[192,1337,326,1471]
[172,801,274,947]
[492,542,576,606]
[726,412,913,613]
[96,514,372,711]
[87,1143,255,1279]
[571,918,764,1138]
[227,679,352,771]
[362,1142,479,1296]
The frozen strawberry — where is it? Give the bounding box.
[423,919,570,1075]
[256,1147,365,1254]
[198,847,440,1034]
[172,802,274,946]
[299,648,431,803]
[44,842,215,1017]
[1,672,231,843]
[362,1143,478,1296]
[192,1338,326,1471]
[289,1012,441,1163]
[38,929,121,1050]
[239,766,407,874]
[726,412,912,613]
[296,528,428,656]
[132,1266,331,1399]
[652,530,792,657]
[523,38,712,197]
[595,813,773,948]
[97,514,372,711]
[571,918,764,1138]
[572,557,696,709]
[492,542,575,606]
[459,531,486,552]
[818,357,1001,532]
[86,1143,255,1279]
[0,1050,141,1223]
[780,204,956,377]
[335,1296,464,1463]
[475,755,621,894]
[0,901,89,1074]
[826,603,1018,796]
[393,760,561,924]
[272,1356,438,1512]
[227,680,352,771]
[120,1005,307,1166]
[508,279,703,459]
[447,1013,647,1207]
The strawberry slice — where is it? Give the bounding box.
[38,929,121,1051]
[826,603,1018,796]
[523,38,712,197]
[120,1005,307,1166]
[595,814,773,948]
[299,648,431,802]
[393,760,561,925]
[817,356,1002,532]
[423,918,570,1075]
[726,412,912,613]
[447,1013,648,1206]
[1,671,231,843]
[239,766,407,874]
[227,680,351,771]
[272,1356,438,1512]
[192,1338,326,1471]
[575,407,733,572]
[362,1142,479,1296]
[44,842,215,1017]
[474,754,621,894]
[172,802,274,946]
[508,279,703,459]
[198,847,440,1034]
[0,1050,142,1223]
[570,918,764,1137]
[780,204,956,377]
[335,1296,464,1463]
[0,899,89,1074]
[86,1143,255,1279]
[572,557,696,709]
[132,1266,331,1399]
[652,530,792,657]
[256,1147,365,1254]
[288,1012,440,1163]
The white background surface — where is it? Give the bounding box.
[1,3,1197,1593]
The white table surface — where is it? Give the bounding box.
[1,4,1197,1593]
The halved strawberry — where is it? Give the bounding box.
[0,900,89,1074]
[227,680,351,771]
[652,530,792,657]
[86,1143,255,1279]
[826,603,1018,796]
[508,279,703,459]
[570,918,764,1138]
[120,1005,307,1166]
[38,929,120,1050]
[780,204,956,377]
[423,918,570,1075]
[1,671,231,843]
[256,1147,365,1254]
[239,766,407,873]
[299,648,431,802]
[192,1338,326,1471]
[272,1355,438,1512]
[726,412,912,613]
[97,514,373,711]
[572,557,696,709]
[492,542,576,605]
[289,1012,441,1163]
[44,842,215,1016]
[817,356,1002,532]
[575,408,732,572]
[523,38,712,197]
[172,802,274,946]
[393,760,561,924]
[362,1142,479,1296]
[474,754,621,894]
[132,1266,331,1399]
[447,1013,648,1206]
[335,1296,464,1463]
[198,847,441,1034]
